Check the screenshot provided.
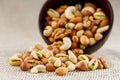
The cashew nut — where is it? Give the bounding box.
[65,61,76,72]
[9,53,22,66]
[68,50,77,63]
[40,48,53,58]
[31,51,42,60]
[30,64,46,73]
[65,6,76,19]
[60,37,72,50]
[43,26,53,37]
[47,8,60,18]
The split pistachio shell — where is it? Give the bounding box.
[31,51,42,60]
[96,25,109,33]
[47,8,60,18]
[93,11,106,20]
[89,59,98,70]
[40,48,53,58]
[78,55,89,62]
[55,54,68,62]
[68,50,77,63]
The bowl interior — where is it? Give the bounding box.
[39,0,114,54]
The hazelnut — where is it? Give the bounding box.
[58,19,67,27]
[55,67,68,76]
[94,32,103,41]
[41,58,48,65]
[20,61,31,71]
[71,42,78,49]
[74,23,83,30]
[80,35,89,46]
[46,62,56,72]
[84,30,93,38]
[77,61,89,71]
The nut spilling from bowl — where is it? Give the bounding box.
[9,43,109,76]
[44,2,110,54]
[9,2,109,76]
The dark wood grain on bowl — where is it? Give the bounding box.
[39,0,114,54]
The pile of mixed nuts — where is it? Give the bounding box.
[9,2,109,76]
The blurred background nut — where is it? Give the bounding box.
[75,4,82,11]
[71,42,78,49]
[96,25,109,33]
[41,58,48,65]
[74,11,83,17]
[55,67,68,76]
[93,11,106,20]
[45,62,56,72]
[43,26,53,37]
[100,18,109,27]
[89,38,96,46]
[78,55,89,62]
[68,50,77,63]
[85,54,93,61]
[58,19,67,27]
[65,61,76,72]
[65,23,75,29]
[76,61,89,71]
[89,59,98,70]
[74,22,83,31]
[94,32,103,41]
[22,51,31,59]
[84,30,93,38]
[48,37,56,43]
[80,35,89,46]
[65,6,76,19]
[91,25,98,33]
[81,6,95,16]
[70,17,82,24]
[72,35,79,43]
[85,2,97,10]
[76,29,84,37]
[47,8,60,18]
[30,64,46,74]
[60,37,72,50]
[51,21,59,29]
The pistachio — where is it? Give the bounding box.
[68,50,77,63]
[47,8,60,18]
[93,11,106,20]
[43,26,53,37]
[78,55,89,62]
[89,59,98,70]
[55,67,68,76]
[84,30,93,38]
[9,54,22,66]
[55,54,68,62]
[65,23,75,29]
[31,51,42,60]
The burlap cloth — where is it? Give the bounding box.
[0,0,120,80]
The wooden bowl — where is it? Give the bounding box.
[39,0,114,54]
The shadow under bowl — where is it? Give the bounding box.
[39,0,114,54]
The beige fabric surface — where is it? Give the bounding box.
[0,0,120,80]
